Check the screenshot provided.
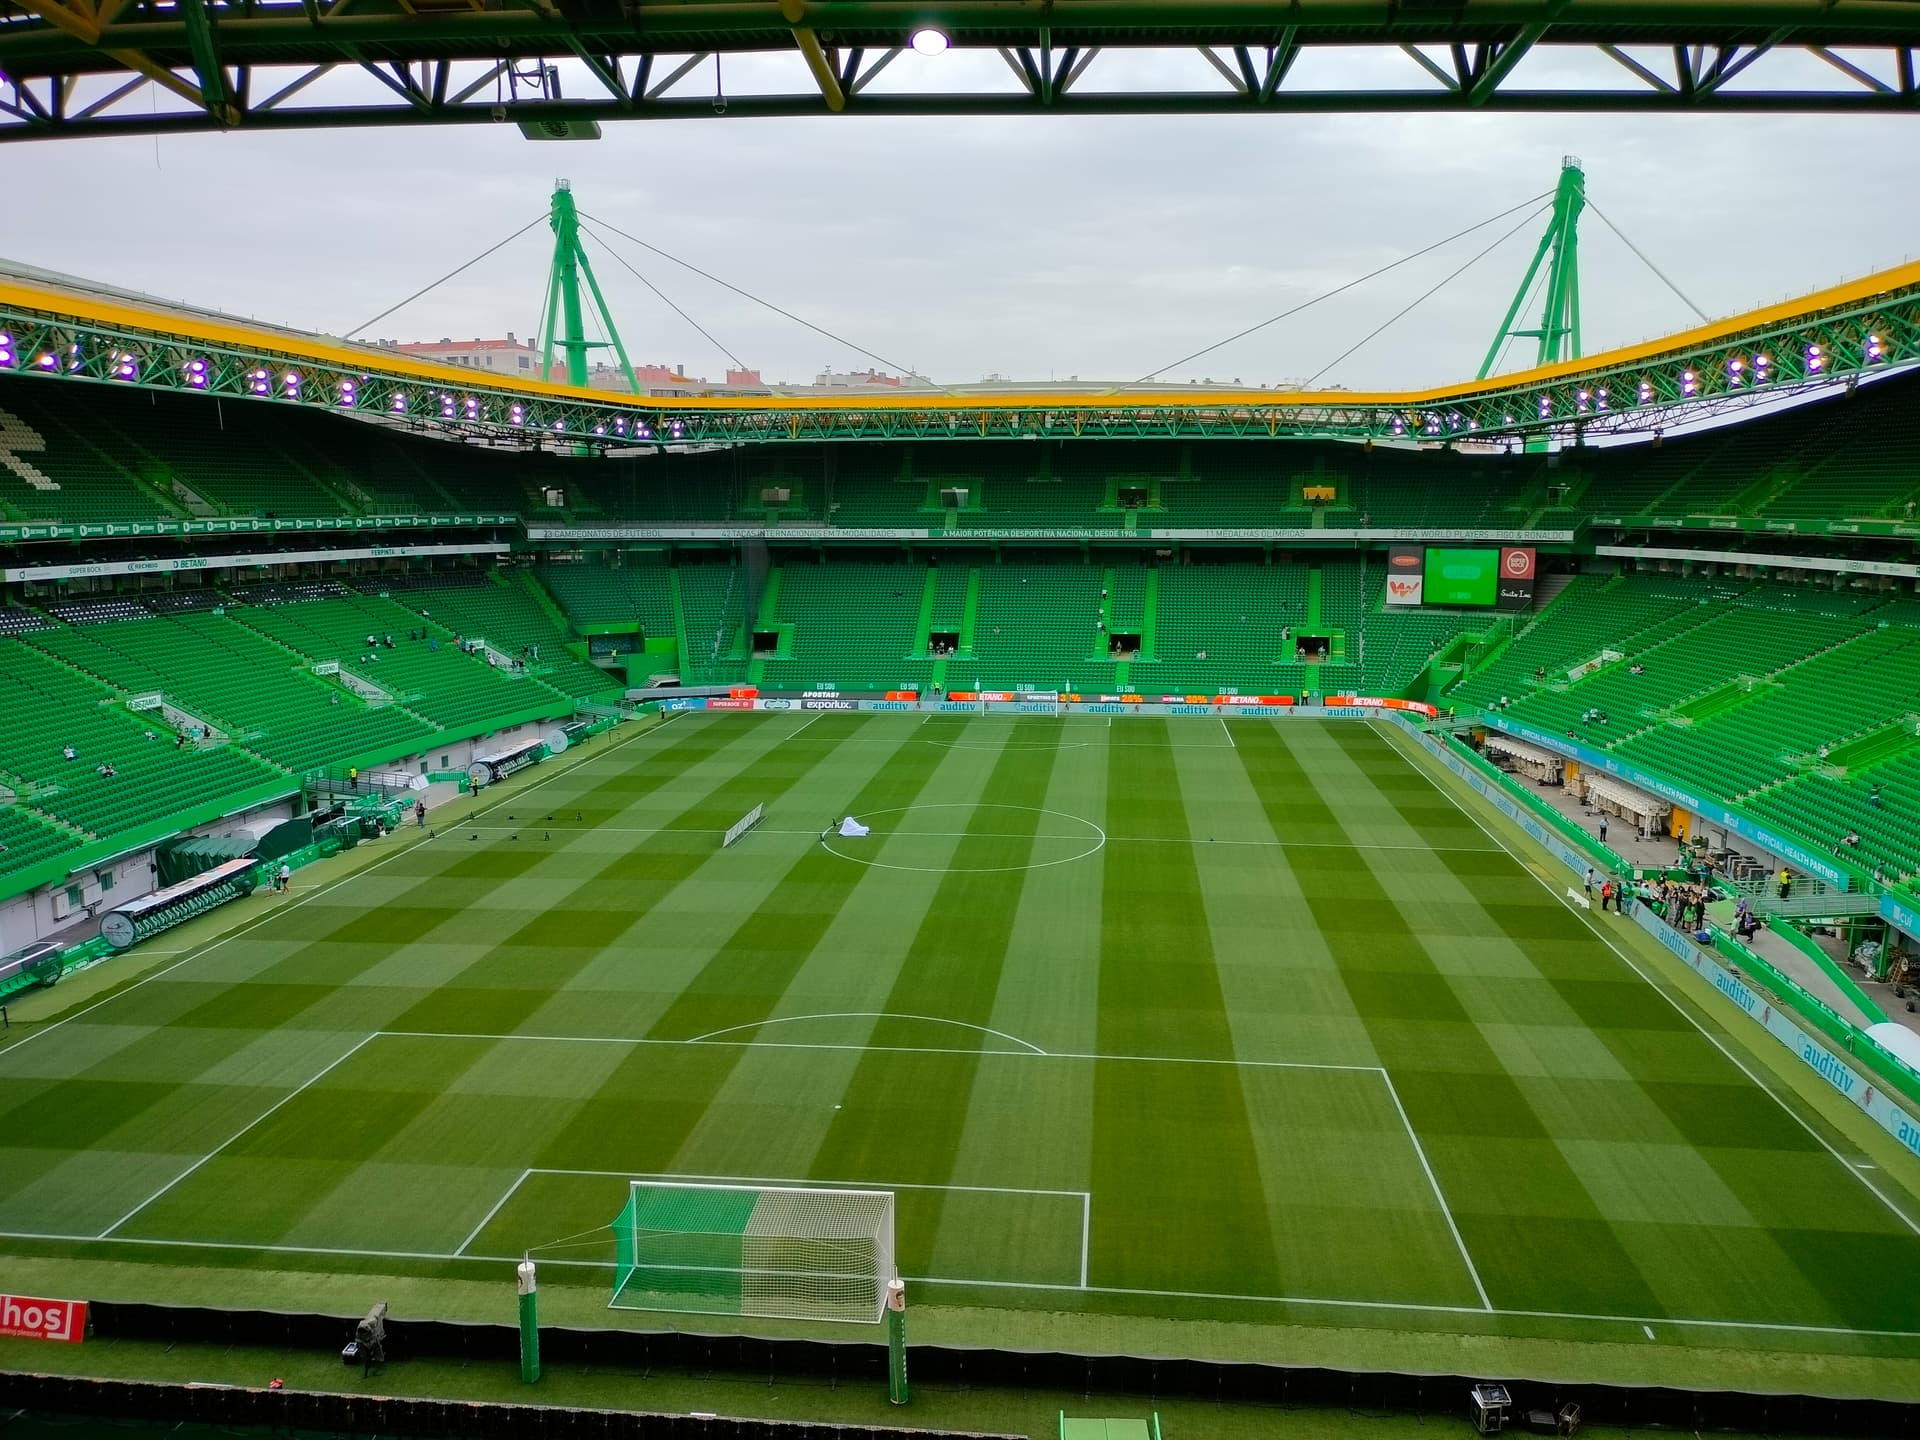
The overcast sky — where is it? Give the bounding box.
[3,42,1917,391]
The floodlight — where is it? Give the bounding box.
[553,419,566,431]
[37,352,57,371]
[1807,343,1824,372]
[391,392,408,413]
[1867,333,1885,360]
[910,27,949,55]
[1680,369,1698,395]
[0,333,12,368]
[510,403,526,424]
[249,366,270,395]
[1637,380,1653,403]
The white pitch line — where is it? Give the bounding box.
[688,1011,1048,1054]
[98,1031,381,1238]
[787,714,823,738]
[1220,717,1237,749]
[1377,1068,1492,1311]
[376,1027,1382,1073]
[456,1166,533,1257]
[1378,720,1920,1241]
[1080,1192,1091,1289]
[455,823,1499,854]
[533,1166,1089,1200]
[3,1223,1915,1340]
[0,715,676,1064]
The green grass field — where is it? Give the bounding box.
[3,712,1919,1391]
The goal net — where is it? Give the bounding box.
[610,1181,896,1324]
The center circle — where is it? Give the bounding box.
[819,802,1107,874]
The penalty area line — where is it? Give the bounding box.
[455,1167,534,1257]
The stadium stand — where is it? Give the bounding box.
[366,571,620,699]
[758,559,930,693]
[22,613,436,774]
[234,594,570,730]
[0,640,286,836]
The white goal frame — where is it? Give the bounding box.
[611,1179,896,1324]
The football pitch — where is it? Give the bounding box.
[3,711,1919,1388]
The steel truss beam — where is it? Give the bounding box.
[3,1,1920,138]
[4,279,1915,452]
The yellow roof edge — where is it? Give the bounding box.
[4,255,1917,417]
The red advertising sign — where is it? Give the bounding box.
[0,1295,86,1343]
[1499,547,1536,580]
[705,698,755,711]
[727,686,760,699]
[884,691,920,702]
[1326,696,1439,718]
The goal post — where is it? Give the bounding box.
[611,1181,896,1324]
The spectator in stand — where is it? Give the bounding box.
[61,744,75,761]
[1869,783,1882,808]
[1778,867,1793,900]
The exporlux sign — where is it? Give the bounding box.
[0,1294,87,1342]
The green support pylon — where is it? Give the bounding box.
[1478,156,1586,380]
[517,1261,541,1384]
[885,1278,908,1404]
[539,180,640,393]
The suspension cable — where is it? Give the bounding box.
[344,214,548,338]
[1117,190,1554,391]
[578,217,746,372]
[1585,199,1710,324]
[1307,205,1548,387]
[578,209,955,393]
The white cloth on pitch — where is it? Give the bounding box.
[838,816,870,837]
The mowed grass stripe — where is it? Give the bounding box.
[380,716,889,1038]
[1274,722,1668,1320]
[0,717,767,1210]
[110,720,891,1248]
[1371,719,1920,1329]
[1090,719,1282,1296]
[806,719,1065,1236]
[519,722,959,1180]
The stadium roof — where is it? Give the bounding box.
[3,0,1920,140]
[2,251,1916,447]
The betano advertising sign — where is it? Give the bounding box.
[0,1294,86,1343]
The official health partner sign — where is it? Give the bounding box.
[1,1294,86,1342]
